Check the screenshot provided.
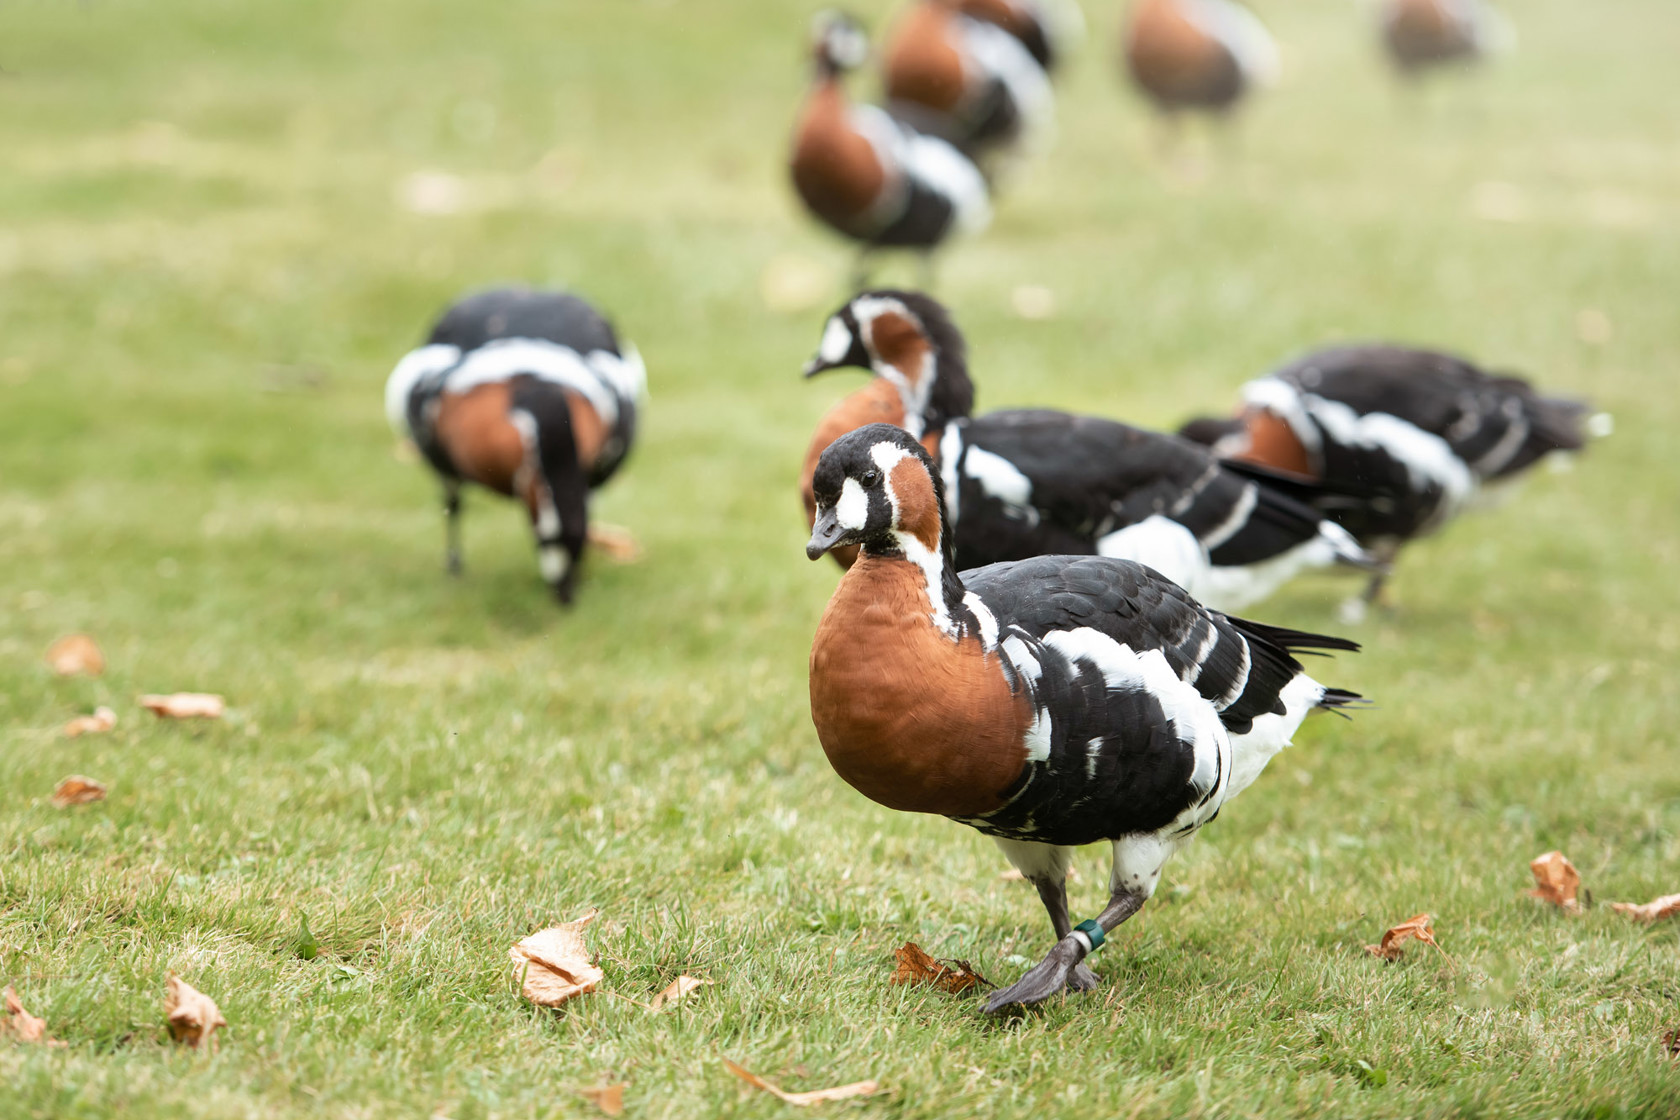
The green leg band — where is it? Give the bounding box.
[1073,919,1105,953]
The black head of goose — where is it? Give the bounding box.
[385,287,646,604]
[806,423,1364,1012]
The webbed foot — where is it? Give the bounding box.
[983,937,1094,1014]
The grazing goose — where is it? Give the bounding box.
[1178,343,1600,611]
[1380,0,1512,76]
[799,291,1377,611]
[1121,0,1278,120]
[791,10,991,285]
[385,287,644,604]
[806,424,1363,1012]
[957,0,1082,72]
[882,0,1055,171]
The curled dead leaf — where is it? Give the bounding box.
[1527,851,1582,912]
[51,775,107,808]
[648,975,709,1011]
[164,973,227,1050]
[140,693,225,719]
[1610,893,1680,924]
[64,706,117,738]
[2,987,62,1046]
[1364,913,1440,961]
[723,1058,880,1106]
[46,634,105,677]
[511,909,603,1008]
[586,523,642,564]
[890,941,992,994]
[578,1083,626,1116]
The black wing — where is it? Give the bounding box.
[428,288,622,357]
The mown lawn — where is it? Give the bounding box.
[2,0,1678,1116]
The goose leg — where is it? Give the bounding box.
[983,887,1146,1014]
[443,480,463,576]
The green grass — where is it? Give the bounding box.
[3,0,1679,1115]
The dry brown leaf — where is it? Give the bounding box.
[2,987,62,1046]
[46,634,105,677]
[723,1058,879,1106]
[140,693,225,719]
[63,706,117,738]
[1610,893,1680,924]
[510,909,603,1008]
[1365,913,1440,961]
[889,941,992,994]
[586,523,642,563]
[1664,1027,1679,1060]
[164,973,227,1050]
[578,1083,626,1116]
[1527,851,1582,912]
[648,975,709,1011]
[51,775,107,808]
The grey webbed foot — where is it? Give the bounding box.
[983,937,1092,1014]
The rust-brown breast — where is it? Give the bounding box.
[1124,0,1234,105]
[884,3,969,114]
[809,552,1030,818]
[1235,408,1317,479]
[434,383,525,498]
[792,82,889,228]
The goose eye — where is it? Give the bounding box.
[860,469,881,488]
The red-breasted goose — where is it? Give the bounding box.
[385,288,645,604]
[806,423,1363,1011]
[1380,0,1512,75]
[799,291,1378,611]
[1121,0,1277,117]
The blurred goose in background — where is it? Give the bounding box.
[385,288,645,605]
[955,0,1084,72]
[791,10,992,287]
[1178,344,1604,617]
[882,0,1056,174]
[800,291,1381,611]
[1380,0,1513,76]
[1120,0,1278,127]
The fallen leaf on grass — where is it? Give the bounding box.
[587,523,642,563]
[63,706,117,738]
[2,987,63,1046]
[1664,1027,1679,1060]
[578,1083,626,1116]
[51,775,107,808]
[1365,913,1440,961]
[510,909,603,1007]
[649,975,709,1011]
[890,941,992,994]
[46,634,105,677]
[723,1058,879,1106]
[1527,851,1582,912]
[1610,893,1680,924]
[140,693,225,719]
[164,974,227,1050]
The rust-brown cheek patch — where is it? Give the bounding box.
[888,456,942,553]
[1236,409,1317,479]
[866,312,933,398]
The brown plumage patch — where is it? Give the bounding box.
[866,311,935,392]
[1123,0,1241,110]
[1384,0,1470,68]
[566,393,608,472]
[885,3,970,115]
[809,552,1030,819]
[434,383,526,497]
[792,82,890,229]
[889,456,943,554]
[802,381,909,570]
[1236,409,1317,478]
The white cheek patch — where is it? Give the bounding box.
[818,317,854,365]
[835,477,870,530]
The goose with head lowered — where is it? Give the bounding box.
[806,424,1364,1011]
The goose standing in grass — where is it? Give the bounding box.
[1380,0,1513,76]
[881,0,1056,173]
[805,424,1363,1012]
[1120,0,1277,127]
[955,0,1082,72]
[791,11,992,287]
[1177,343,1601,615]
[385,288,645,605]
[799,291,1379,611]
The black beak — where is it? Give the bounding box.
[802,355,838,378]
[806,506,847,560]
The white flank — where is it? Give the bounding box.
[446,337,623,426]
[963,445,1034,508]
[1096,515,1208,594]
[589,342,647,402]
[1225,672,1323,799]
[1190,0,1279,86]
[1304,394,1478,520]
[959,16,1056,145]
[1195,533,1340,613]
[964,591,1001,650]
[1000,634,1043,686]
[1109,833,1190,899]
[991,837,1073,884]
[834,477,870,531]
[384,344,462,436]
[898,130,992,234]
[1021,703,1054,762]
